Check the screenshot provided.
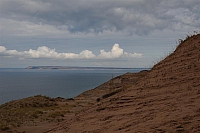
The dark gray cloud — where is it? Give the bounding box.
[0,0,200,36]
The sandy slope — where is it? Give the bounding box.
[0,67,148,133]
[1,34,199,133]
[46,34,200,133]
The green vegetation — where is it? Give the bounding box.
[0,95,72,130]
[48,111,65,118]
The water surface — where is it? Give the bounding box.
[0,68,147,105]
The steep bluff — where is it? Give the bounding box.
[136,34,200,90]
[47,34,200,133]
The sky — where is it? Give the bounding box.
[0,0,200,68]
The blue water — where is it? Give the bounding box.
[0,68,146,105]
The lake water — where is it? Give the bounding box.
[0,68,147,105]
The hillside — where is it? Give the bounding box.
[46,34,200,133]
[0,69,148,133]
[1,34,199,133]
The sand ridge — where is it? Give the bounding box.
[1,34,200,133]
[46,34,200,133]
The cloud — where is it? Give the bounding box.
[0,46,6,52]
[0,44,142,60]
[1,0,199,36]
[97,44,143,59]
[98,44,123,59]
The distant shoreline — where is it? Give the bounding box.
[26,66,148,70]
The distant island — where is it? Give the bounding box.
[26,66,141,70]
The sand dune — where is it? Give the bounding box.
[46,34,200,133]
[1,34,199,133]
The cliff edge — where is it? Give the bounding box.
[1,34,199,133]
[47,34,200,133]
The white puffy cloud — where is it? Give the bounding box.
[79,50,96,59]
[124,52,143,58]
[0,46,6,52]
[98,44,123,59]
[97,44,143,59]
[0,44,142,60]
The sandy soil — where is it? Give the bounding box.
[45,34,200,133]
[1,34,200,133]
